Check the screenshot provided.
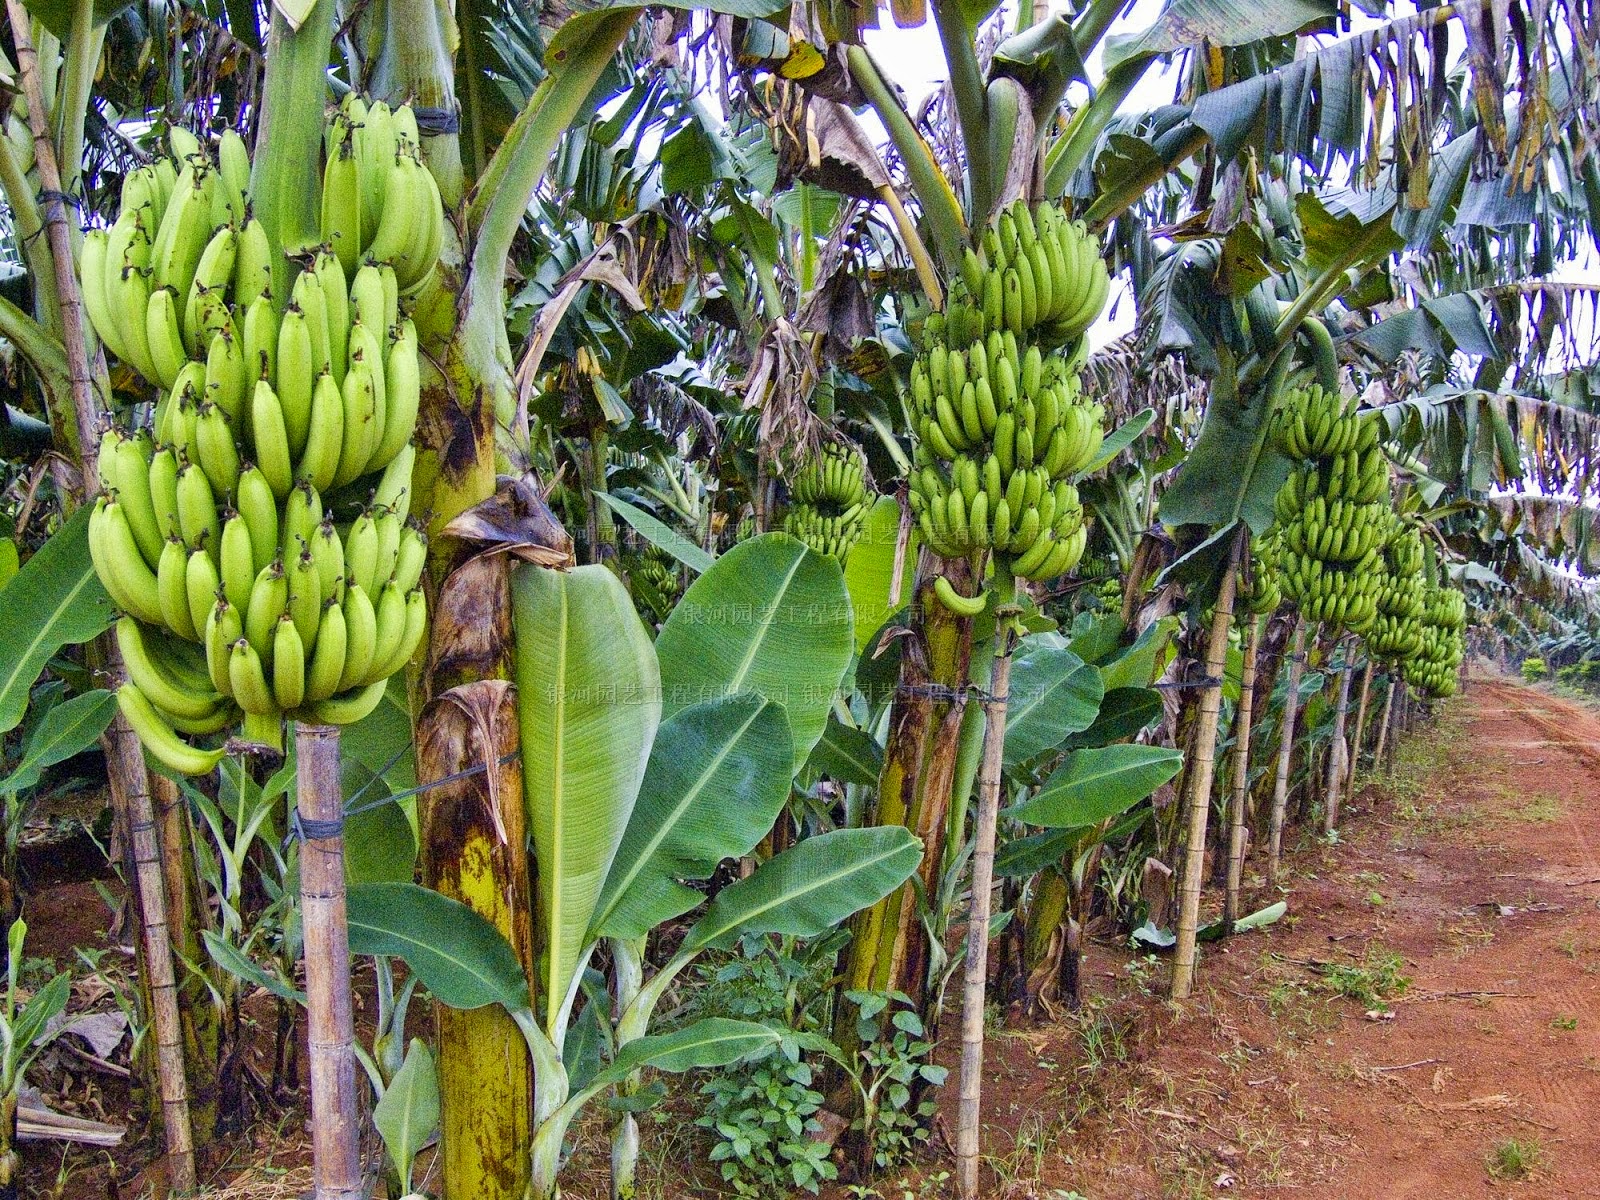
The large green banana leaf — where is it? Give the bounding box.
[0,689,115,795]
[1009,745,1184,829]
[675,826,921,956]
[1002,647,1104,766]
[588,694,793,943]
[512,564,661,1034]
[0,506,114,735]
[654,533,853,762]
[347,882,530,1013]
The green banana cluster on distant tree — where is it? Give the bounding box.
[1272,385,1390,632]
[906,199,1106,582]
[624,547,681,622]
[1365,523,1427,661]
[1239,535,1283,616]
[783,443,871,562]
[1405,583,1466,697]
[79,100,443,773]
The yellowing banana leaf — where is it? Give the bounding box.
[654,533,852,763]
[513,563,660,1035]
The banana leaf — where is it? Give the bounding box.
[512,563,661,1034]
[0,507,115,736]
[588,694,792,943]
[1009,745,1183,828]
[675,826,921,955]
[1003,647,1104,766]
[654,533,853,763]
[347,882,530,1014]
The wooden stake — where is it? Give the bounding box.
[1267,618,1307,886]
[955,583,1017,1200]
[1372,674,1396,774]
[1223,613,1261,930]
[3,0,107,481]
[1170,534,1242,1001]
[4,7,197,1186]
[1346,658,1375,788]
[1323,648,1355,835]
[296,723,364,1200]
[107,726,196,1194]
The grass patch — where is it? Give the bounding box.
[1317,945,1410,1010]
[1486,1136,1543,1181]
[1514,793,1561,823]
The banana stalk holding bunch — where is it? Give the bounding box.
[784,444,871,562]
[1273,385,1391,633]
[907,199,1106,584]
[78,105,443,773]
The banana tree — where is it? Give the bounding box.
[349,536,920,1199]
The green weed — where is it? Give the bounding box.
[1486,1136,1543,1181]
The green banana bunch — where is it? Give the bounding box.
[907,204,1108,582]
[1403,591,1465,698]
[931,199,1110,349]
[790,443,869,509]
[1240,536,1283,616]
[624,548,681,623]
[1274,385,1378,461]
[784,443,872,562]
[321,95,445,291]
[79,104,444,396]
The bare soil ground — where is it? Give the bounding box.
[23,673,1600,1198]
[882,674,1600,1200]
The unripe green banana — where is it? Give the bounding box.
[118,683,225,776]
[182,542,221,640]
[305,678,388,725]
[305,599,348,703]
[175,463,221,562]
[236,465,280,574]
[245,559,288,662]
[297,371,345,493]
[273,615,306,710]
[229,638,276,716]
[117,617,220,720]
[249,379,295,499]
[338,582,377,692]
[220,512,257,612]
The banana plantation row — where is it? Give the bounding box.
[0,0,1595,1196]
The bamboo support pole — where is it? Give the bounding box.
[296,723,364,1200]
[108,726,196,1193]
[1267,617,1307,885]
[955,592,1017,1200]
[1170,536,1242,1000]
[6,5,194,1187]
[1346,658,1374,788]
[1372,674,1396,775]
[1223,614,1261,930]
[3,0,106,474]
[1323,648,1355,835]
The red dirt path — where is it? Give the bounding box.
[905,675,1600,1199]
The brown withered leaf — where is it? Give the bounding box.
[442,474,575,566]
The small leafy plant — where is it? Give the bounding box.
[833,991,947,1172]
[1487,1136,1543,1180]
[1318,946,1410,1009]
[699,1039,837,1196]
